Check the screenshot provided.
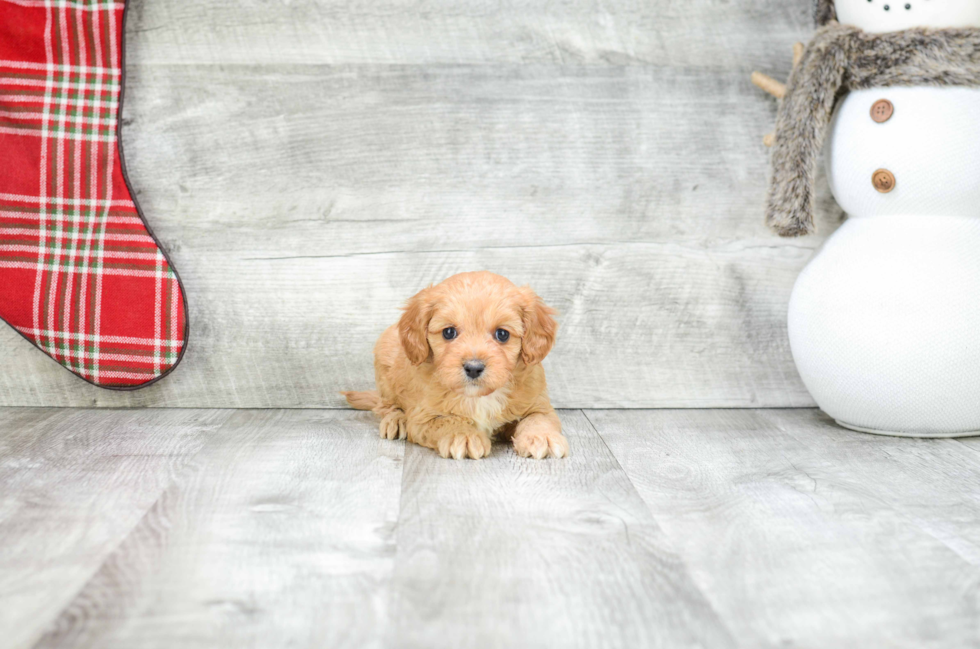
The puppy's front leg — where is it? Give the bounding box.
[513,412,569,459]
[376,403,407,441]
[409,414,492,460]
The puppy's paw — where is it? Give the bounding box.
[513,428,569,459]
[436,430,492,460]
[379,410,407,440]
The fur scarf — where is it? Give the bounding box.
[766,18,980,236]
[816,0,837,26]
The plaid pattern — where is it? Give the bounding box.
[0,0,186,388]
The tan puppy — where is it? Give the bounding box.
[344,271,568,460]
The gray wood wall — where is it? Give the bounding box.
[0,0,843,408]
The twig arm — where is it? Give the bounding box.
[751,72,786,99]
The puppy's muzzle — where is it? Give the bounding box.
[463,361,485,380]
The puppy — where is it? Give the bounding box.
[344,271,568,460]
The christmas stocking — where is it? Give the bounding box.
[0,0,187,389]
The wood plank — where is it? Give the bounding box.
[0,408,232,649]
[30,410,404,649]
[8,406,978,647]
[125,0,813,67]
[117,64,839,258]
[767,411,980,569]
[0,242,816,409]
[588,408,980,648]
[386,409,735,649]
[0,62,837,408]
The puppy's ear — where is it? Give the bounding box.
[399,287,435,366]
[518,286,558,366]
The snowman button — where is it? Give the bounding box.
[870,99,894,123]
[872,169,896,193]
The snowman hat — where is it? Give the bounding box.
[816,0,836,24]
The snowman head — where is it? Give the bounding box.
[819,0,980,32]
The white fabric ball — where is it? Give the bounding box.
[789,87,980,436]
[789,215,980,435]
[826,87,980,218]
[835,0,980,33]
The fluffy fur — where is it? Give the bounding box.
[343,271,568,460]
[816,0,837,26]
[766,19,980,236]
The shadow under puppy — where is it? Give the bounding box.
[344,271,569,460]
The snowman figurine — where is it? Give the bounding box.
[757,0,980,436]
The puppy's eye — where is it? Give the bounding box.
[495,328,510,343]
[442,327,457,341]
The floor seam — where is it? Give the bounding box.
[380,431,410,649]
[578,409,739,647]
[761,409,980,572]
[579,409,654,518]
[26,409,238,648]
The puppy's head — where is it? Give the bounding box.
[398,271,557,396]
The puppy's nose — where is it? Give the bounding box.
[464,361,485,380]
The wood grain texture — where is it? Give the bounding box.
[588,408,980,649]
[387,409,734,649]
[0,0,844,407]
[0,408,232,649]
[5,408,738,648]
[6,407,980,647]
[124,0,813,67]
[29,410,404,649]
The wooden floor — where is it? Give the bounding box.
[2,408,979,648]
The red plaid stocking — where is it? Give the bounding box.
[0,0,187,389]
